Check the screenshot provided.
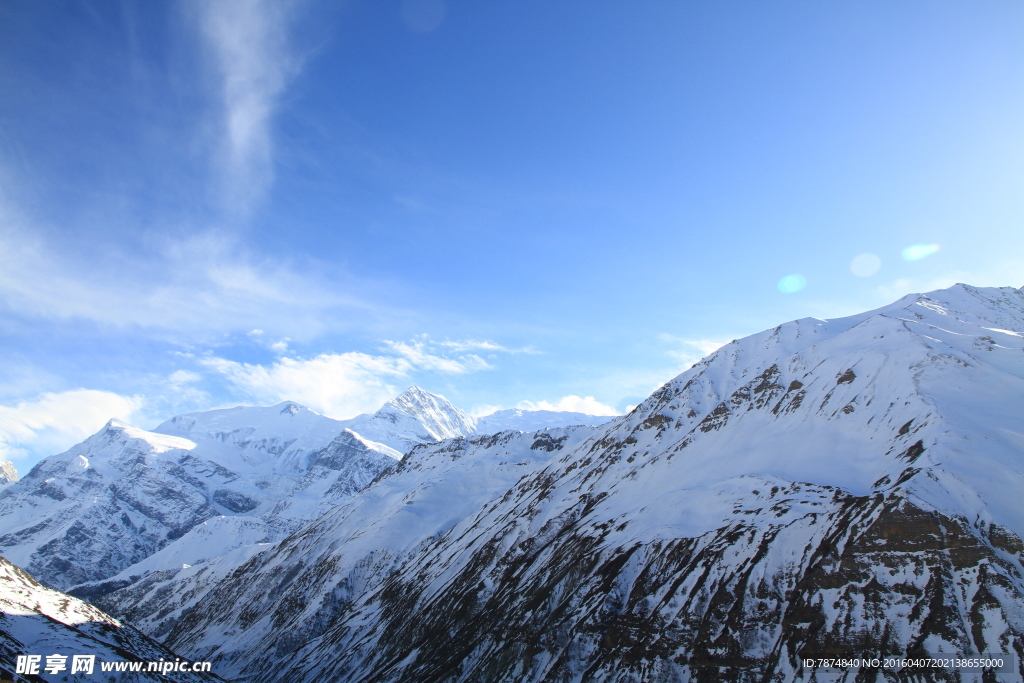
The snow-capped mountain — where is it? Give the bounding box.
[0,557,222,682]
[0,387,610,597]
[0,460,16,486]
[475,408,614,434]
[96,284,1024,682]
[0,404,399,592]
[339,386,477,453]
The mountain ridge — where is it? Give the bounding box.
[0,388,614,594]
[93,283,1024,682]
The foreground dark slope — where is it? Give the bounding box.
[0,557,223,682]
[111,285,1024,682]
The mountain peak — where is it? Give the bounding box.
[277,402,301,416]
[371,386,476,445]
[0,459,17,485]
[391,385,436,404]
[383,386,455,416]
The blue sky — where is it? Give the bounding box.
[1,0,1022,469]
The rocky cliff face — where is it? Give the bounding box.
[287,484,1020,683]
[96,284,1024,682]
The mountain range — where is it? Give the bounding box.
[0,389,613,595]
[2,283,1024,682]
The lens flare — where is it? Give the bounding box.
[901,243,941,261]
[850,253,881,277]
[777,274,807,294]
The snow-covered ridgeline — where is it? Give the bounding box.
[268,284,1024,682]
[98,284,1024,682]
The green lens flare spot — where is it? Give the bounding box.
[777,274,807,294]
[901,244,941,261]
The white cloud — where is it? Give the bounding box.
[0,390,143,466]
[469,404,503,418]
[159,370,210,413]
[384,339,492,373]
[192,0,303,213]
[168,370,202,386]
[516,395,620,416]
[199,336,502,418]
[200,353,406,419]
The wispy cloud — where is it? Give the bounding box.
[384,338,491,373]
[192,0,304,214]
[0,390,143,467]
[0,225,375,339]
[434,339,540,354]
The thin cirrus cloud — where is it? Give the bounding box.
[191,0,304,214]
[0,225,375,339]
[0,390,143,466]
[434,339,538,354]
[199,336,504,418]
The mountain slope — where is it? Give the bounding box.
[277,283,1023,682]
[0,557,222,682]
[96,426,600,679]
[102,283,1024,682]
